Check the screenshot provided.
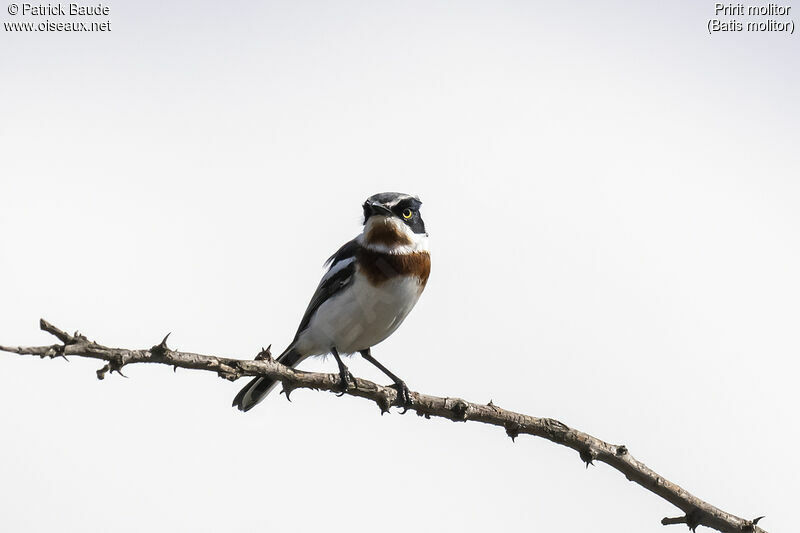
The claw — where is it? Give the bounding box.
[391,380,412,410]
[336,369,355,396]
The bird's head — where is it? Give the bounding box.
[361,192,428,253]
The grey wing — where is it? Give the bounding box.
[292,239,359,338]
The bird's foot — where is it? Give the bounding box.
[390,380,413,412]
[336,368,356,396]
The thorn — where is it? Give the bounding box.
[742,516,766,531]
[487,399,494,407]
[579,448,596,468]
[173,365,178,373]
[279,382,294,402]
[685,510,703,532]
[160,333,171,348]
[150,333,171,357]
[505,421,521,442]
[255,345,273,361]
[753,516,765,524]
[108,358,127,378]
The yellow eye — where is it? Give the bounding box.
[402,208,413,219]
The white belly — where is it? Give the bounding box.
[295,273,423,356]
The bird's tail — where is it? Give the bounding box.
[232,347,304,412]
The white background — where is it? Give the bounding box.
[1,1,797,532]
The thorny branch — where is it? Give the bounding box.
[0,319,767,533]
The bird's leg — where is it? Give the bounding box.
[360,349,412,409]
[331,348,355,396]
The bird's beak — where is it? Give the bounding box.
[368,202,394,217]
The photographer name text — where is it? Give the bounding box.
[12,3,109,16]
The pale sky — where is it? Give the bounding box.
[1,2,797,532]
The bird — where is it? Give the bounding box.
[232,192,431,412]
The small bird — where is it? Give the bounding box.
[233,192,431,412]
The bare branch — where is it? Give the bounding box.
[38,318,75,343]
[0,319,767,533]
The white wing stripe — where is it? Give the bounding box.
[322,256,355,281]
